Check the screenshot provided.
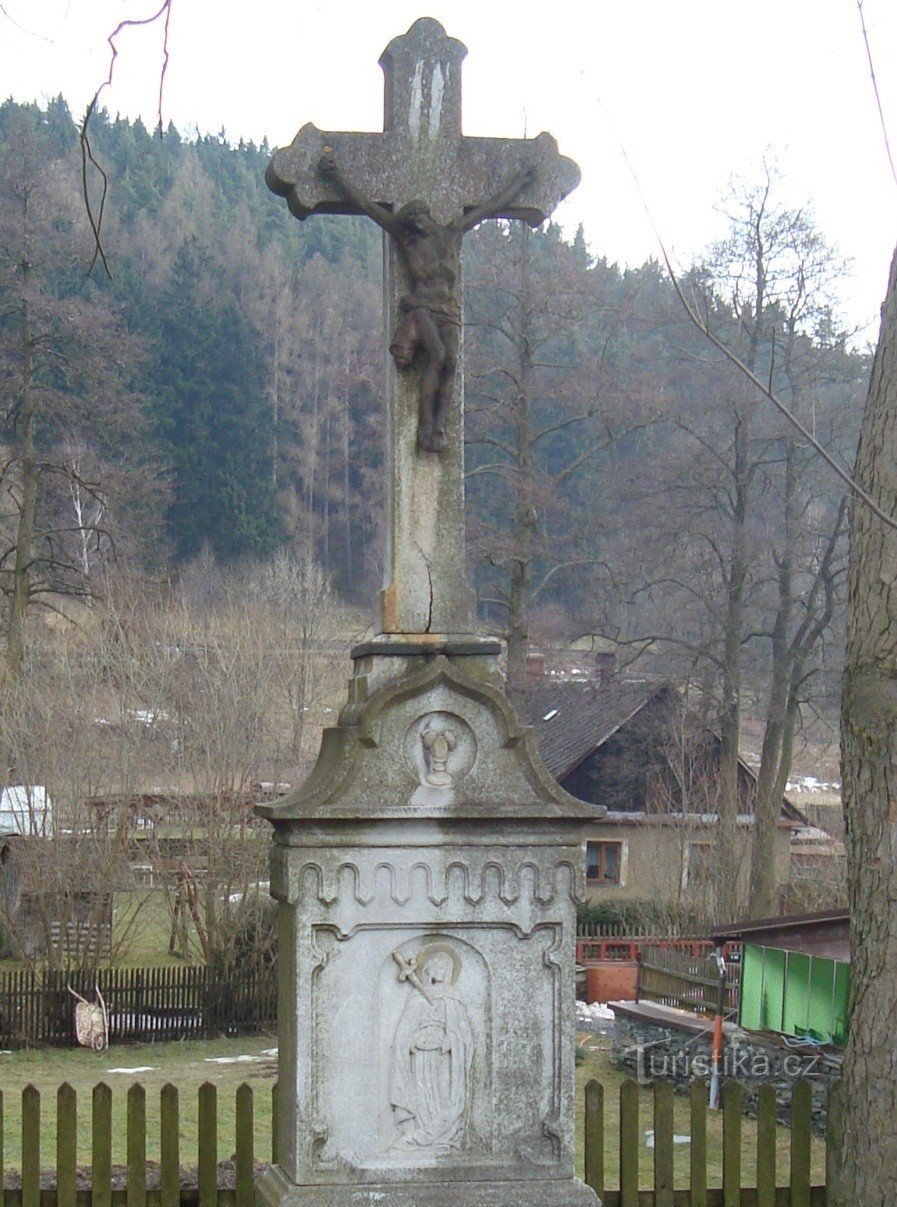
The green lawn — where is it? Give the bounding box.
[0,1035,277,1175]
[0,889,190,973]
[112,889,192,967]
[0,1032,827,1190]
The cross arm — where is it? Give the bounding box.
[457,163,537,233]
[318,153,401,236]
[453,131,581,229]
[265,123,396,221]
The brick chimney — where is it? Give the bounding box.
[525,649,545,682]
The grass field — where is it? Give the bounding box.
[0,1032,827,1190]
[0,890,190,974]
[0,1034,278,1177]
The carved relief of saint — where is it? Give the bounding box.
[389,943,473,1155]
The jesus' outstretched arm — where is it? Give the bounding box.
[318,151,401,237]
[457,163,537,233]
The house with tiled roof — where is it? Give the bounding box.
[526,675,804,911]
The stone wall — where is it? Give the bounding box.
[610,1004,841,1136]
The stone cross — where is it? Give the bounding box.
[266,17,579,636]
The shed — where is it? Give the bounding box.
[0,835,133,962]
[711,910,850,1047]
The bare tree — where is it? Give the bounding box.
[466,222,651,710]
[0,109,153,674]
[623,173,862,917]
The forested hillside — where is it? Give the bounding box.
[0,100,869,800]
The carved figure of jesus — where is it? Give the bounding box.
[319,152,536,453]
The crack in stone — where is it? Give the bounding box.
[425,555,434,632]
[415,541,434,632]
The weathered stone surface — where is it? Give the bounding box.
[258,649,599,1204]
[260,16,594,1206]
[256,653,597,823]
[268,820,586,1185]
[265,17,580,635]
[258,1164,599,1206]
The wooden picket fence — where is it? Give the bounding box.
[1,1080,277,1205]
[0,966,276,1049]
[637,946,742,1018]
[584,1078,836,1205]
[0,1077,837,1204]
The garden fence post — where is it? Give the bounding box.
[160,1083,180,1207]
[583,1079,603,1197]
[21,1085,39,1207]
[92,1083,113,1207]
[57,1083,77,1207]
[722,1080,742,1207]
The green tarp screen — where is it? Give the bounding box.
[739,943,849,1046]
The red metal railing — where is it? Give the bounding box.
[575,936,740,965]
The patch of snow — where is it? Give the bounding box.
[786,775,841,794]
[129,709,172,726]
[204,1055,262,1065]
[261,1047,278,1057]
[645,1130,690,1148]
[107,1066,157,1074]
[576,1001,615,1021]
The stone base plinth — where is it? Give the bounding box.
[257,653,600,1207]
[258,1164,600,1205]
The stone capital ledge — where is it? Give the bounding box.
[269,816,597,847]
[268,831,589,908]
[352,634,502,659]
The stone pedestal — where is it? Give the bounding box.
[257,649,600,1205]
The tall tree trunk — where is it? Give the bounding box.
[750,439,796,916]
[716,411,749,920]
[834,245,897,1204]
[7,292,36,679]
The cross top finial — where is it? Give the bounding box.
[379,18,466,143]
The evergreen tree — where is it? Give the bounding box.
[151,239,280,561]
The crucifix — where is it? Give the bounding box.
[266,17,579,637]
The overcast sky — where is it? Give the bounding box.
[3,0,896,341]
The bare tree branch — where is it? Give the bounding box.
[80,1,174,278]
[856,0,897,191]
